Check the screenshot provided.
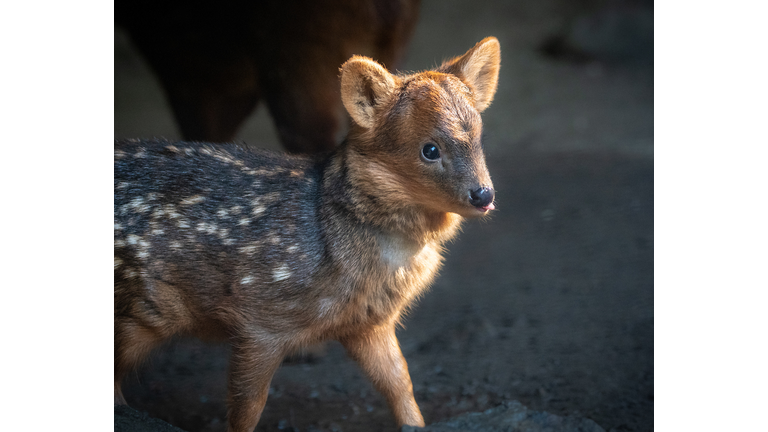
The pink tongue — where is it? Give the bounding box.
[482,203,495,211]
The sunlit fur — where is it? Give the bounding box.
[114,37,501,432]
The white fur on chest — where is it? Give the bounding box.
[377,232,422,268]
[376,232,441,281]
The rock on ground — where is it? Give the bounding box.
[115,405,187,432]
[402,401,605,432]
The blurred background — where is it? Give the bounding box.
[115,0,653,431]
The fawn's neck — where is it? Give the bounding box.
[320,141,463,247]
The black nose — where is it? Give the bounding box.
[469,187,494,208]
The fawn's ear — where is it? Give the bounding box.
[340,56,397,129]
[439,37,501,112]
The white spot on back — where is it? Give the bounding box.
[114,257,122,269]
[273,264,291,282]
[196,222,218,235]
[136,238,151,259]
[287,244,299,253]
[180,195,206,206]
[210,149,237,164]
[128,197,150,214]
[242,168,272,176]
[238,244,259,255]
[241,275,254,285]
[252,205,266,217]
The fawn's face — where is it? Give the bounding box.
[341,38,501,218]
[373,73,494,218]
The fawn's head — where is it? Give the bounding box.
[340,37,501,219]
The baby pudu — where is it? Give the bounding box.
[114,37,501,431]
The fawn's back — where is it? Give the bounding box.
[115,143,326,339]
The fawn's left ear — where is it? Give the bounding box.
[340,56,397,129]
[439,37,501,112]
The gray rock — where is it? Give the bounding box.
[114,405,187,432]
[401,401,605,432]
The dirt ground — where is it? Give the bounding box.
[115,1,653,431]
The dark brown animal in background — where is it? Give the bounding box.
[115,0,420,153]
[114,37,501,431]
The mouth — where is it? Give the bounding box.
[468,201,495,216]
[476,202,495,212]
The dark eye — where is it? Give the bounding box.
[421,143,440,161]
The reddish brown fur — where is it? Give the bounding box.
[115,37,501,431]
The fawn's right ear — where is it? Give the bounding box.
[438,37,501,112]
[340,56,397,129]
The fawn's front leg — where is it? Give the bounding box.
[227,337,286,432]
[341,323,426,427]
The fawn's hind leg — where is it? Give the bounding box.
[341,324,425,427]
[114,319,165,405]
[226,336,286,432]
